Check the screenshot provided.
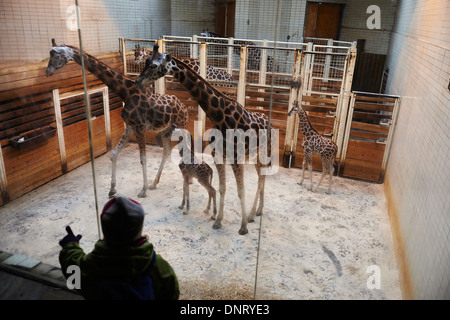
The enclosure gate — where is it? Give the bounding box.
[339,91,400,183]
[117,36,398,183]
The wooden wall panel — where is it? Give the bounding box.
[0,52,126,206]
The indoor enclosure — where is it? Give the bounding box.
[0,0,449,300]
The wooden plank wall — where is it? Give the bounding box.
[341,94,396,182]
[0,53,125,205]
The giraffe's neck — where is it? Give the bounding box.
[297,107,318,137]
[171,57,230,124]
[67,45,134,101]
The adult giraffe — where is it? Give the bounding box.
[46,39,188,198]
[136,44,275,235]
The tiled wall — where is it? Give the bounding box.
[0,0,214,61]
[384,0,450,299]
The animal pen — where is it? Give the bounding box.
[0,32,402,299]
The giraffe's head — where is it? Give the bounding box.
[134,44,150,65]
[46,38,75,76]
[136,44,174,86]
[288,101,301,116]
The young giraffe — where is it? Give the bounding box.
[288,101,337,194]
[134,45,234,84]
[46,39,188,198]
[177,132,217,217]
[136,44,271,235]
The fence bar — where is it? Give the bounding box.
[198,43,207,137]
[237,46,248,107]
[0,141,9,204]
[52,89,68,174]
[155,39,166,95]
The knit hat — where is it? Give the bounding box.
[101,196,145,246]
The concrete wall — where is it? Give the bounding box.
[384,0,450,299]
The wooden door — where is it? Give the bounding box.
[215,0,235,38]
[304,2,343,40]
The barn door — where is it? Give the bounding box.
[339,91,400,182]
[304,2,344,40]
[215,0,235,38]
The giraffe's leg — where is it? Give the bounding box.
[135,129,149,198]
[299,156,306,186]
[249,163,265,222]
[109,126,133,197]
[149,135,172,190]
[231,164,248,235]
[212,163,226,227]
[315,158,329,193]
[182,177,189,215]
[179,174,187,209]
[256,166,266,217]
[303,152,313,191]
[327,159,335,194]
[199,177,216,216]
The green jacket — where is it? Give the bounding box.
[59,239,179,300]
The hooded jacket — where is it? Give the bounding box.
[59,239,179,300]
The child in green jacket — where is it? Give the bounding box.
[59,195,180,300]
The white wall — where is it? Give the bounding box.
[384,0,450,299]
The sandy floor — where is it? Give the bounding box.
[0,143,402,299]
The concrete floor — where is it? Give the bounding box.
[0,143,402,299]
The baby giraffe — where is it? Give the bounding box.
[178,133,217,218]
[288,101,338,194]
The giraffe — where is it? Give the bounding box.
[134,45,234,84]
[46,39,188,198]
[288,101,337,194]
[136,44,272,235]
[177,132,216,217]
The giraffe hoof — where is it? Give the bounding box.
[238,227,248,235]
[210,215,216,220]
[108,190,117,198]
[183,211,188,215]
[138,191,147,198]
[178,205,184,210]
[212,221,222,229]
[148,185,157,190]
[203,209,210,214]
[247,217,255,223]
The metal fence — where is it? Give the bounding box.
[119,35,357,166]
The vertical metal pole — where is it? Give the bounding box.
[0,142,9,204]
[155,39,166,95]
[227,37,234,74]
[52,89,67,173]
[75,0,102,240]
[381,97,401,179]
[284,49,302,155]
[257,40,268,102]
[335,45,357,161]
[103,87,111,151]
[237,46,248,107]
[198,43,207,138]
[121,37,127,75]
